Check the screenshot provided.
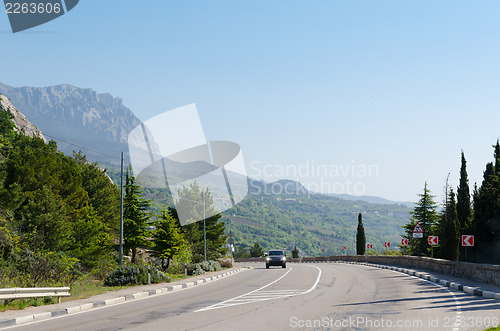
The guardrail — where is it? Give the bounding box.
[0,287,71,303]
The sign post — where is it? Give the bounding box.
[461,235,474,262]
[412,222,424,238]
[428,236,438,258]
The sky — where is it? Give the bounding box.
[1,1,500,203]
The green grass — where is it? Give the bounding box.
[484,327,500,331]
[0,297,56,312]
[0,268,229,312]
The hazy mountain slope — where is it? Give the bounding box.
[0,83,141,163]
[221,179,411,256]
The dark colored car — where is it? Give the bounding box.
[265,250,286,268]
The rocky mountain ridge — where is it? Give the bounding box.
[0,94,46,142]
[0,83,141,162]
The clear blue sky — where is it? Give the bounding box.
[1,1,500,202]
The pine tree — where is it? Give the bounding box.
[250,242,264,257]
[404,182,440,256]
[356,213,366,255]
[440,188,459,260]
[151,209,185,270]
[457,151,472,236]
[123,166,151,263]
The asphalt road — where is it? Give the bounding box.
[8,263,500,331]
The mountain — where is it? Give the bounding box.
[222,179,412,256]
[330,193,414,208]
[0,83,412,256]
[0,83,141,163]
[0,94,46,142]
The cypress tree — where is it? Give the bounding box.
[292,245,299,258]
[457,151,472,234]
[440,188,459,260]
[471,140,500,263]
[356,213,366,255]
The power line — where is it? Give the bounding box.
[42,132,122,160]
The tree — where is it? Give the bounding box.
[403,182,440,256]
[250,242,264,257]
[356,213,366,255]
[123,166,151,263]
[457,151,472,237]
[471,140,500,263]
[440,188,459,261]
[233,245,250,259]
[291,245,299,258]
[174,182,227,261]
[69,204,113,267]
[151,209,185,271]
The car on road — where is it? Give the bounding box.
[265,250,286,268]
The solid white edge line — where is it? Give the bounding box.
[195,264,322,312]
[0,268,249,330]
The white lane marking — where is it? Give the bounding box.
[408,275,462,331]
[195,265,322,312]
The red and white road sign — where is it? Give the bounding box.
[428,236,438,245]
[367,244,373,249]
[462,235,474,247]
[413,222,424,233]
[342,246,347,250]
[384,242,391,248]
[401,238,408,246]
[412,222,424,238]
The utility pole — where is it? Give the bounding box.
[119,151,124,266]
[203,190,206,261]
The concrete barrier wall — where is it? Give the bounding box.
[236,256,500,286]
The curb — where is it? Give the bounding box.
[337,261,500,301]
[0,267,251,329]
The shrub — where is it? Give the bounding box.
[11,249,80,286]
[167,246,192,274]
[90,257,118,280]
[219,260,233,268]
[186,263,205,276]
[104,264,169,286]
[210,261,221,271]
[199,261,211,271]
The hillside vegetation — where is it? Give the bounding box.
[221,180,410,256]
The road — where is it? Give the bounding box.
[8,263,500,331]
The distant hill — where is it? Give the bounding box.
[0,83,141,163]
[330,193,414,208]
[223,179,412,256]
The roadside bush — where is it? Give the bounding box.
[210,261,221,271]
[186,263,205,276]
[104,264,169,286]
[167,246,192,274]
[199,261,211,271]
[12,249,81,286]
[90,257,118,280]
[219,260,233,268]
